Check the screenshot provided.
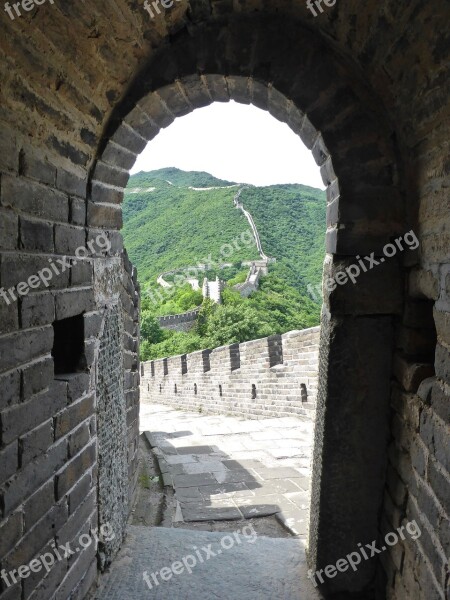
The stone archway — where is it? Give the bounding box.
[89,16,404,596]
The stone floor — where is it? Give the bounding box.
[140,403,315,537]
[92,404,321,599]
[93,526,321,599]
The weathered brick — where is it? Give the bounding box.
[69,422,91,458]
[70,197,86,226]
[0,511,23,558]
[0,300,19,335]
[20,217,54,252]
[55,394,95,439]
[68,472,93,515]
[0,441,18,486]
[87,202,123,229]
[0,326,53,373]
[55,442,96,499]
[1,381,67,446]
[3,502,68,572]
[0,369,20,410]
[54,288,94,321]
[21,357,54,399]
[20,419,54,466]
[21,292,55,329]
[435,343,450,384]
[1,254,70,291]
[1,175,69,222]
[23,480,54,531]
[0,208,19,250]
[0,438,67,516]
[54,224,86,255]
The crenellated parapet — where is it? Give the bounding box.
[141,327,320,420]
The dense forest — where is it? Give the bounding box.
[122,168,326,360]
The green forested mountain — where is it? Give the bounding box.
[122,168,326,360]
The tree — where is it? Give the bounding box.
[140,312,164,344]
[205,304,271,347]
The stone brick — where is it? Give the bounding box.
[70,197,86,226]
[1,175,69,222]
[20,217,54,252]
[0,208,18,250]
[435,343,450,384]
[0,511,22,559]
[21,356,54,399]
[1,254,70,291]
[20,419,54,466]
[0,369,20,411]
[0,441,18,486]
[56,168,87,198]
[23,481,54,531]
[1,381,67,446]
[68,472,92,515]
[21,147,57,186]
[0,299,19,335]
[434,308,450,347]
[54,288,94,320]
[393,355,435,393]
[54,224,86,255]
[68,422,91,458]
[55,394,95,439]
[0,438,67,516]
[87,202,123,229]
[21,292,55,329]
[70,260,93,286]
[55,442,96,499]
[0,326,53,373]
[3,502,68,572]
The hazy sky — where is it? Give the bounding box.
[130,101,324,189]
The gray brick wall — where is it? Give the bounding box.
[141,327,320,421]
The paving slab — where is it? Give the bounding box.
[141,404,315,536]
[93,526,322,599]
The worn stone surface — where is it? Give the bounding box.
[92,526,321,600]
[141,403,314,537]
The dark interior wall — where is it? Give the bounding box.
[0,2,448,599]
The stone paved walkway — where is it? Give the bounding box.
[140,403,315,537]
[94,526,321,599]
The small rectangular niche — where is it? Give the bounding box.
[230,343,241,371]
[52,314,86,375]
[268,334,283,367]
[202,350,212,373]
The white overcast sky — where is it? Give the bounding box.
[130,101,324,189]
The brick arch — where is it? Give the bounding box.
[89,16,405,597]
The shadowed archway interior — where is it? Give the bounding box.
[0,3,447,599]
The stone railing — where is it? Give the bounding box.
[141,326,320,420]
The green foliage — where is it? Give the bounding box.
[195,298,216,337]
[122,168,326,361]
[204,304,272,347]
[122,168,260,285]
[140,313,165,344]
